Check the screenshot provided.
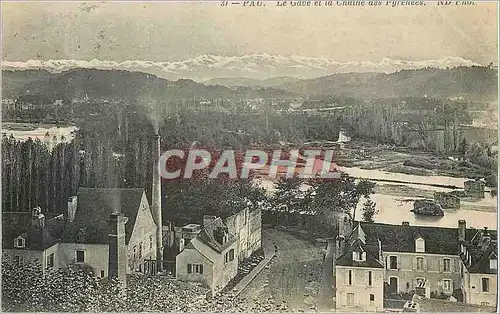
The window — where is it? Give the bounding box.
[347,293,354,306]
[47,253,54,268]
[482,278,489,292]
[14,237,25,248]
[13,255,22,266]
[370,294,375,302]
[415,237,425,253]
[149,235,153,250]
[76,250,85,263]
[348,270,352,285]
[443,279,452,291]
[389,256,398,269]
[133,246,137,259]
[139,243,142,259]
[187,263,203,274]
[353,251,366,262]
[368,271,372,286]
[490,257,497,270]
[100,270,105,278]
[229,249,234,262]
[443,259,451,272]
[416,257,424,271]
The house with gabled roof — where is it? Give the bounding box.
[2,207,66,272]
[176,215,238,294]
[335,224,385,312]
[459,222,497,307]
[58,188,158,278]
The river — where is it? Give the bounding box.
[2,123,78,149]
[256,167,497,230]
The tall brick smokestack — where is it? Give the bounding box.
[152,134,163,272]
[107,212,128,289]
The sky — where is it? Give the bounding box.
[2,1,498,63]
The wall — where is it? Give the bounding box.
[211,241,238,293]
[58,243,109,277]
[3,248,44,269]
[382,252,461,296]
[176,238,238,294]
[225,208,262,261]
[127,194,157,273]
[335,266,384,312]
[176,245,214,289]
[466,273,497,306]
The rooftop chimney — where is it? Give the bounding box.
[31,206,45,228]
[107,212,128,290]
[402,221,410,226]
[458,220,466,242]
[481,227,491,251]
[67,196,77,222]
[152,134,163,271]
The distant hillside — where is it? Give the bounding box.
[204,76,301,88]
[2,55,482,81]
[279,66,498,101]
[2,69,295,100]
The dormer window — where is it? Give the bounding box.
[77,228,87,243]
[14,236,25,248]
[415,237,425,253]
[353,251,366,262]
[489,253,497,270]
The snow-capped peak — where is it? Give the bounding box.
[2,55,483,81]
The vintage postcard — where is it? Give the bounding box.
[1,1,498,312]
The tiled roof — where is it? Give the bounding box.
[60,188,146,245]
[336,236,384,268]
[197,217,236,254]
[360,222,460,255]
[463,228,498,274]
[2,212,66,251]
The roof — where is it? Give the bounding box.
[462,228,498,274]
[336,224,384,269]
[359,222,460,255]
[2,212,66,251]
[60,188,147,245]
[197,217,236,254]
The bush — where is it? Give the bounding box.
[403,157,436,170]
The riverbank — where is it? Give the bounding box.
[338,140,496,186]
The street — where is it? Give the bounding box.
[238,228,328,312]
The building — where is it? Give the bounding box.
[464,180,486,199]
[334,220,497,312]
[59,188,158,277]
[335,225,385,312]
[225,207,262,262]
[176,216,238,294]
[459,222,497,306]
[2,207,66,273]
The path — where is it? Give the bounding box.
[238,228,325,312]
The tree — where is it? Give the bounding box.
[272,177,306,226]
[361,199,378,223]
[309,173,375,229]
[457,138,468,157]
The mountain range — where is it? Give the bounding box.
[2,61,497,102]
[2,54,484,81]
